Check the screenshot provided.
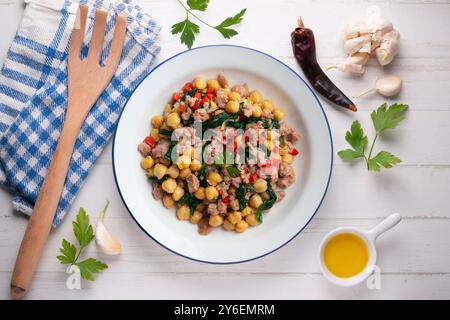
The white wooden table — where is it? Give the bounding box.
[1,0,450,300]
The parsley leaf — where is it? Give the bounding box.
[367,151,402,172]
[173,1,246,49]
[72,207,94,249]
[57,205,108,281]
[214,9,247,39]
[187,0,209,11]
[371,103,408,134]
[337,120,367,160]
[171,19,200,49]
[338,103,407,172]
[75,258,108,282]
[226,166,240,177]
[57,239,77,264]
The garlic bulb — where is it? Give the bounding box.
[354,75,403,98]
[95,201,122,255]
[332,6,400,74]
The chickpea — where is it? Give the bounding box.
[177,205,190,220]
[163,194,175,208]
[190,159,202,172]
[273,108,285,121]
[280,146,289,156]
[228,91,241,101]
[151,115,164,128]
[282,153,294,164]
[227,211,242,225]
[261,192,270,201]
[167,165,180,179]
[226,100,240,114]
[251,104,262,118]
[229,199,240,211]
[245,213,259,226]
[249,90,262,103]
[249,194,263,209]
[209,214,223,227]
[166,112,181,129]
[207,172,222,186]
[179,168,191,179]
[172,186,185,201]
[197,203,206,212]
[193,76,207,90]
[235,220,249,233]
[176,155,191,170]
[253,178,268,193]
[162,178,177,194]
[209,101,219,112]
[207,79,220,90]
[190,211,203,224]
[223,219,235,231]
[241,206,254,217]
[140,156,154,170]
[153,163,168,180]
[261,99,274,111]
[205,186,219,201]
[194,187,206,200]
[163,103,172,116]
[159,158,171,166]
[150,128,160,142]
[146,167,154,177]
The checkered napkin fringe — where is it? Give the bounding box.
[0,0,160,227]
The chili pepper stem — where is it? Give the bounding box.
[297,18,304,28]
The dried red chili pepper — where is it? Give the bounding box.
[291,19,357,112]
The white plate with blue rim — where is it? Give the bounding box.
[113,45,332,264]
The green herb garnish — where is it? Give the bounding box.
[177,193,203,214]
[236,184,254,211]
[165,140,178,161]
[159,128,173,136]
[256,180,277,223]
[172,0,247,49]
[57,207,108,281]
[338,103,407,172]
[226,166,240,177]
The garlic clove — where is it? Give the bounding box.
[95,201,122,255]
[354,75,402,98]
[344,35,372,55]
[375,29,400,66]
[375,75,402,97]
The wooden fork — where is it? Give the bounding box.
[10,5,126,299]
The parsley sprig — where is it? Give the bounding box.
[172,0,246,49]
[338,103,408,172]
[57,207,108,281]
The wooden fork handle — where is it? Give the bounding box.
[10,120,81,299]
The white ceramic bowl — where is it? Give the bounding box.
[113,45,333,264]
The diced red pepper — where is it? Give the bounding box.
[183,82,192,93]
[191,99,199,111]
[172,92,181,102]
[291,148,299,156]
[179,103,187,113]
[207,87,215,94]
[221,196,229,204]
[194,92,201,99]
[249,172,257,184]
[143,136,157,148]
[206,93,214,100]
[201,96,209,106]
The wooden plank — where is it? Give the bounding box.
[1,217,449,274]
[0,272,448,299]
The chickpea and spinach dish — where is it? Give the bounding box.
[138,74,300,235]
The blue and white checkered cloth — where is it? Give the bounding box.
[0,0,160,227]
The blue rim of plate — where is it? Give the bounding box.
[112,44,333,264]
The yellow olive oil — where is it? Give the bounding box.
[323,233,369,278]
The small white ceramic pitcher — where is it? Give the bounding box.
[319,213,402,287]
